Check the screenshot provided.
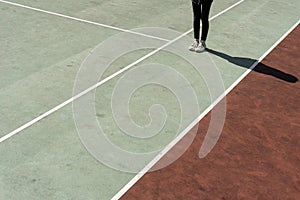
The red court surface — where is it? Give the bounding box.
[121,26,300,200]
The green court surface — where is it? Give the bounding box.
[0,0,299,199]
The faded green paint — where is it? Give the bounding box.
[0,0,299,199]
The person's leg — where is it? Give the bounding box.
[195,0,212,52]
[189,2,202,51]
[192,2,201,41]
[200,0,213,42]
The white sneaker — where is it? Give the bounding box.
[188,40,199,51]
[195,40,206,53]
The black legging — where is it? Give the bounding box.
[192,0,213,41]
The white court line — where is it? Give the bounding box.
[111,19,300,200]
[0,0,169,42]
[0,0,245,144]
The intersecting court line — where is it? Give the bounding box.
[0,0,170,42]
[2,0,298,199]
[111,15,300,200]
[0,0,245,154]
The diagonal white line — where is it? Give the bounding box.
[0,0,246,197]
[207,0,245,21]
[0,0,245,152]
[1,0,298,198]
[0,0,170,42]
[111,9,300,200]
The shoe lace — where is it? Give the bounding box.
[193,41,199,47]
[197,43,204,49]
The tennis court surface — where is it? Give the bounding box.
[0,0,299,199]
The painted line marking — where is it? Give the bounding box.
[0,0,245,144]
[111,19,300,200]
[0,0,169,42]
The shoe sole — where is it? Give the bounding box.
[195,48,206,53]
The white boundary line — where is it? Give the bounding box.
[0,0,297,197]
[0,0,169,42]
[111,19,300,200]
[0,0,244,144]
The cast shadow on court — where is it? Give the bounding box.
[206,48,298,83]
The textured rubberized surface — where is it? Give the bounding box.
[121,26,300,200]
[0,0,299,199]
